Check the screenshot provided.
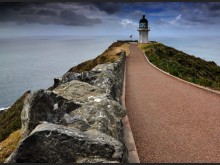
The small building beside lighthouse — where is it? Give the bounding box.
[138,15,150,43]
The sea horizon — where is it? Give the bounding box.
[0,34,220,109]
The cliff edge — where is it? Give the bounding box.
[2,42,129,163]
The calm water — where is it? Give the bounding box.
[0,35,220,109]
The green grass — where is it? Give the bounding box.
[0,91,30,142]
[139,42,220,91]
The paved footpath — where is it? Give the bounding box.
[125,44,220,163]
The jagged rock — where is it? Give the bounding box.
[53,72,82,88]
[6,123,127,163]
[53,80,111,104]
[21,80,126,139]
[91,66,119,102]
[69,97,126,141]
[53,71,99,88]
[53,80,126,140]
[90,53,125,103]
[53,77,62,88]
[21,89,81,137]
[6,50,127,163]
[52,52,126,103]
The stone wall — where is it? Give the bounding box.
[5,51,127,163]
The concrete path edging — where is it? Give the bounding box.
[141,49,220,96]
[122,55,140,163]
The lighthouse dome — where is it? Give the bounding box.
[139,15,148,29]
[139,15,148,23]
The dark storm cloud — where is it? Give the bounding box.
[1,2,220,27]
[37,9,57,16]
[139,2,220,26]
[187,16,209,24]
[180,2,220,25]
[93,2,122,14]
[59,10,101,26]
[205,2,220,18]
[0,2,29,11]
[0,2,102,26]
[141,2,220,27]
[207,2,220,11]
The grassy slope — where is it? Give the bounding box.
[0,91,29,162]
[68,42,129,73]
[139,42,220,91]
[0,130,21,163]
[0,91,30,142]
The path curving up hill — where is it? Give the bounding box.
[125,44,220,163]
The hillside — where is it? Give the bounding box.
[68,42,129,73]
[0,91,30,142]
[0,91,29,163]
[139,42,220,91]
[0,41,129,163]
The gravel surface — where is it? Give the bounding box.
[125,44,220,163]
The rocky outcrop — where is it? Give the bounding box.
[54,52,126,103]
[7,123,125,163]
[5,51,127,163]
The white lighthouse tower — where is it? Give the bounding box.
[137,15,150,43]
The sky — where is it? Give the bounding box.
[0,2,220,38]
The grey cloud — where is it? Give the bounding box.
[182,2,220,25]
[1,2,220,28]
[93,2,121,14]
[37,9,57,16]
[207,2,220,11]
[186,16,208,24]
[21,8,37,15]
[59,10,101,26]
[130,10,146,20]
[205,3,220,18]
[155,2,220,27]
[0,2,102,26]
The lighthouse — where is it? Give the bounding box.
[137,15,150,43]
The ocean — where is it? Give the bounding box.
[0,35,220,109]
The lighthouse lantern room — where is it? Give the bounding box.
[138,15,150,43]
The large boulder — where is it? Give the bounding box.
[53,80,111,104]
[21,80,126,138]
[53,80,126,140]
[68,97,126,141]
[6,123,126,163]
[20,89,81,137]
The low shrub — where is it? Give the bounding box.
[139,42,220,91]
